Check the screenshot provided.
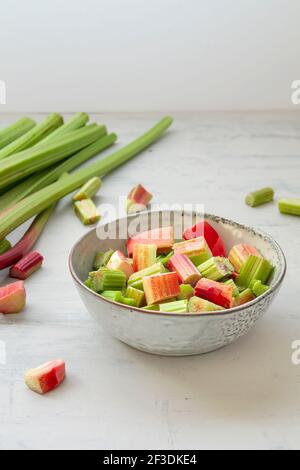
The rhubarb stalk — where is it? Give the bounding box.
[0,117,36,150]
[0,117,173,240]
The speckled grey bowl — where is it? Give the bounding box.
[69,211,286,356]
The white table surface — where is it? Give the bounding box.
[0,112,299,450]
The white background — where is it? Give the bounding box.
[1,0,300,112]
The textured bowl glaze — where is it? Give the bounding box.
[69,211,286,356]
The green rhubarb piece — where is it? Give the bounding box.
[223,279,239,297]
[87,268,126,292]
[119,296,137,307]
[101,290,123,302]
[0,113,63,161]
[84,279,92,289]
[198,257,234,281]
[250,279,270,297]
[0,125,107,190]
[0,116,173,240]
[245,187,274,207]
[39,112,89,144]
[128,262,166,290]
[74,199,100,225]
[0,133,116,212]
[93,249,114,270]
[188,296,224,313]
[73,177,102,202]
[142,304,160,311]
[0,238,12,255]
[156,251,174,267]
[0,117,36,150]
[125,286,146,307]
[278,199,300,217]
[190,253,211,266]
[159,300,188,313]
[177,284,195,300]
[234,288,255,306]
[237,255,273,289]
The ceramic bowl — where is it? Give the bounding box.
[69,211,286,356]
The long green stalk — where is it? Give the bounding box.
[0,116,173,239]
[0,117,36,149]
[0,133,117,211]
[0,113,63,160]
[38,112,89,145]
[0,125,107,190]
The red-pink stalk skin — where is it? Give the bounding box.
[143,272,180,305]
[127,184,153,206]
[106,250,134,279]
[167,254,201,286]
[0,205,54,270]
[0,281,26,314]
[10,251,44,280]
[127,226,174,257]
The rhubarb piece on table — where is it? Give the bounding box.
[127,226,174,257]
[182,221,226,257]
[159,300,188,313]
[74,199,100,225]
[125,286,146,307]
[177,284,195,300]
[245,187,274,208]
[93,249,114,270]
[0,281,26,314]
[25,359,65,395]
[223,279,239,297]
[234,289,256,307]
[86,268,127,292]
[133,244,157,272]
[236,255,273,289]
[73,176,102,202]
[228,244,262,273]
[143,272,180,305]
[278,199,300,217]
[107,250,134,279]
[173,236,212,265]
[126,184,153,214]
[0,239,11,255]
[250,279,270,297]
[195,278,234,309]
[188,296,224,313]
[9,251,44,280]
[198,257,234,282]
[167,253,201,286]
[128,262,166,290]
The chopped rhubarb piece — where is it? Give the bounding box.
[278,198,300,217]
[93,249,114,270]
[126,184,153,214]
[223,279,239,297]
[87,268,127,292]
[250,279,270,297]
[195,278,234,309]
[143,272,180,305]
[167,253,201,286]
[142,304,160,311]
[125,286,146,307]
[159,300,188,313]
[74,199,100,225]
[177,284,194,300]
[182,221,226,256]
[234,289,256,307]
[245,187,274,207]
[128,262,166,290]
[127,226,174,257]
[228,244,262,273]
[106,250,134,279]
[25,359,65,395]
[73,177,102,202]
[0,281,26,314]
[198,257,234,281]
[173,236,212,264]
[156,251,174,267]
[188,296,224,313]
[133,244,157,272]
[9,251,44,280]
[236,255,273,289]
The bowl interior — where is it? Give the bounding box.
[70,211,286,296]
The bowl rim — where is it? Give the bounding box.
[69,211,287,318]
